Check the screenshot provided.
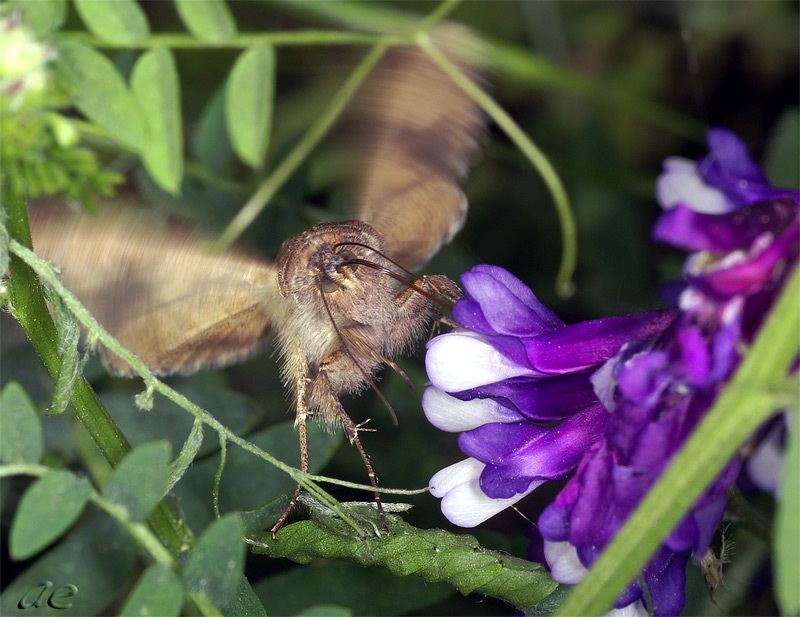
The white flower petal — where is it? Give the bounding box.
[422,387,522,432]
[429,458,485,497]
[544,542,648,617]
[426,331,534,391]
[430,458,539,527]
[656,156,730,214]
[606,601,649,617]
[747,419,785,496]
[544,540,589,584]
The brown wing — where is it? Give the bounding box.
[29,199,280,376]
[353,26,485,272]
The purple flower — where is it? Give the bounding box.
[424,128,798,615]
[424,265,675,526]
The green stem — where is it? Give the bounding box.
[416,33,577,297]
[558,264,800,616]
[215,41,389,249]
[59,29,381,49]
[2,186,192,556]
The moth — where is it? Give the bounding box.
[28,30,485,534]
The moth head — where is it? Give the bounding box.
[276,220,386,301]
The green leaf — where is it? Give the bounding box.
[192,84,234,169]
[297,606,352,617]
[0,382,43,464]
[17,0,67,34]
[775,410,800,614]
[253,510,557,611]
[53,40,145,152]
[0,513,138,616]
[175,0,237,43]
[254,560,450,616]
[183,514,245,607]
[764,107,800,188]
[10,470,92,559]
[131,47,184,194]
[225,44,275,168]
[222,576,268,617]
[103,441,171,522]
[119,564,184,617]
[74,0,150,45]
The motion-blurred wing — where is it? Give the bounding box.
[354,27,485,272]
[29,200,280,376]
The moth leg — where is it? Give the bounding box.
[271,347,311,539]
[387,274,463,348]
[315,367,389,535]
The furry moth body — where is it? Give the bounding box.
[28,30,485,534]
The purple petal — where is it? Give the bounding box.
[616,349,671,406]
[461,403,608,499]
[655,199,799,253]
[677,323,710,385]
[538,502,571,542]
[700,128,799,206]
[450,370,600,422]
[642,548,689,616]
[456,265,563,336]
[686,223,799,299]
[524,310,676,373]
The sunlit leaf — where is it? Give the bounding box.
[17,0,67,34]
[131,47,184,194]
[175,0,237,43]
[225,44,275,168]
[74,0,149,45]
[53,40,145,152]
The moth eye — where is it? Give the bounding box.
[319,271,339,293]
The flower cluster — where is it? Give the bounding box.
[0,10,55,114]
[424,128,798,615]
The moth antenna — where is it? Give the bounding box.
[510,504,536,526]
[319,292,399,425]
[340,257,454,311]
[375,352,415,391]
[335,241,416,279]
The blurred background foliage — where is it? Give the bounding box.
[1,1,798,615]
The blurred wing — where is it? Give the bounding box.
[29,200,280,376]
[354,26,485,272]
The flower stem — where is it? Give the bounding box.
[558,263,800,616]
[2,184,193,556]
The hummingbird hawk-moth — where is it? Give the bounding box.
[28,33,485,534]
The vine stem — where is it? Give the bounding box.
[415,33,577,297]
